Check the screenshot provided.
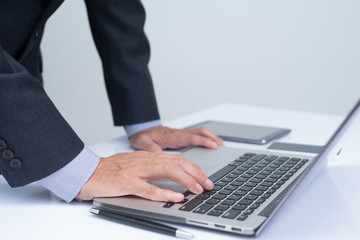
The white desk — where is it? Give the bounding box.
[1,103,359,240]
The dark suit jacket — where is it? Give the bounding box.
[0,0,160,187]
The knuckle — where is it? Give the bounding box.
[145,184,159,196]
[196,170,208,182]
[164,154,183,173]
[199,126,210,133]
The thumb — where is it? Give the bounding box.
[144,141,163,153]
[130,134,163,153]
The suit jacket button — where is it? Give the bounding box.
[2,149,15,160]
[0,139,7,151]
[10,158,22,169]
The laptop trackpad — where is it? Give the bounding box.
[151,147,241,192]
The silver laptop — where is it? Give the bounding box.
[93,99,360,236]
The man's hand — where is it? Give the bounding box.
[129,126,224,153]
[76,151,214,202]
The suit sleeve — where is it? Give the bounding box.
[85,0,160,126]
[0,45,84,187]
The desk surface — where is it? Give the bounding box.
[1,103,359,240]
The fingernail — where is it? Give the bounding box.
[205,179,214,189]
[171,193,184,202]
[210,141,218,148]
[195,183,203,193]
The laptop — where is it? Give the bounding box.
[93,99,360,236]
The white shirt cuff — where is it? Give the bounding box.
[37,147,100,202]
[124,119,162,137]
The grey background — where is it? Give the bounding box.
[41,0,360,146]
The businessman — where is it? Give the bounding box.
[0,0,223,202]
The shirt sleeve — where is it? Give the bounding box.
[37,147,100,202]
[124,119,162,137]
[37,120,161,202]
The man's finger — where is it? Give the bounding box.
[130,134,163,153]
[187,127,224,146]
[188,134,219,149]
[150,154,214,192]
[132,179,184,202]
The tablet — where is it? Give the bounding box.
[186,121,291,145]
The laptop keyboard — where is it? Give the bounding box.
[163,153,309,221]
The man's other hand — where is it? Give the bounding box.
[76,151,214,202]
[129,126,224,153]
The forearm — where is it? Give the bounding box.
[0,45,84,188]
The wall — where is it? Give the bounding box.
[41,0,360,145]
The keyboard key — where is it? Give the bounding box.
[247,169,258,175]
[272,184,282,190]
[222,209,242,219]
[195,194,210,200]
[239,186,252,192]
[183,192,190,197]
[267,189,276,194]
[233,190,247,196]
[224,185,238,191]
[227,173,238,178]
[212,185,222,191]
[178,199,189,204]
[269,174,282,179]
[239,199,253,205]
[250,190,263,196]
[251,166,263,172]
[278,156,290,162]
[250,203,260,209]
[163,202,175,208]
[229,161,242,167]
[249,177,262,183]
[255,174,267,179]
[209,165,236,182]
[220,177,233,182]
[252,154,267,161]
[222,200,236,206]
[255,186,268,191]
[244,153,256,157]
[203,190,217,195]
[193,203,213,214]
[244,195,258,201]
[230,181,243,187]
[212,194,227,200]
[256,198,266,204]
[214,205,230,211]
[179,199,203,212]
[227,194,242,201]
[265,155,278,161]
[237,214,248,221]
[215,181,228,186]
[266,177,278,183]
[260,181,272,187]
[262,193,271,199]
[205,199,220,205]
[243,173,254,178]
[274,170,286,175]
[207,210,223,217]
[235,177,248,182]
[219,189,232,195]
[244,182,257,187]
[232,170,244,175]
[232,204,247,211]
[237,166,249,171]
[244,209,254,215]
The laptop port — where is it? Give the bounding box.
[214,224,225,229]
[231,227,242,233]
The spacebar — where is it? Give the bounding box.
[209,165,236,183]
